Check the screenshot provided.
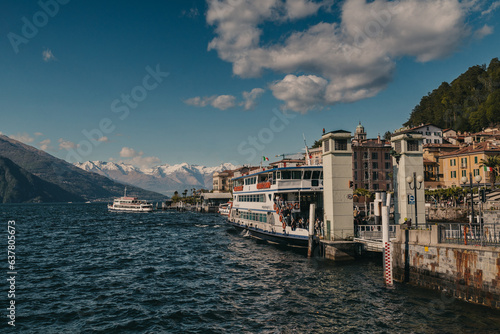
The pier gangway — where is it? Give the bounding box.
[354,224,398,252]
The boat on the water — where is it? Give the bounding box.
[218,202,232,216]
[227,164,323,248]
[108,188,153,212]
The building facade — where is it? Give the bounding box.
[440,142,500,188]
[395,123,443,144]
[352,123,393,191]
[422,143,460,189]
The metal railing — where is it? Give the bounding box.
[356,225,397,240]
[438,223,500,247]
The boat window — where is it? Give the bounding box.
[268,194,272,201]
[320,171,323,179]
[303,170,312,179]
[292,171,302,179]
[312,180,319,187]
[312,171,320,179]
[276,171,281,179]
[281,171,291,179]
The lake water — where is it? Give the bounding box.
[1,203,500,333]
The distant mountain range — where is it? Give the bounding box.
[0,135,164,203]
[74,161,239,195]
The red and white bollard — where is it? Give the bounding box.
[382,193,393,287]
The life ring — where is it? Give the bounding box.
[276,209,279,214]
[279,214,283,222]
[282,221,286,230]
[294,203,299,209]
[274,203,277,210]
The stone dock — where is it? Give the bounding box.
[392,225,500,309]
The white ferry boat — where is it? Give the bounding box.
[218,202,232,216]
[228,165,323,247]
[108,188,154,212]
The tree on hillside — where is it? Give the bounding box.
[480,155,500,189]
[404,58,500,132]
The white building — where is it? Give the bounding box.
[396,123,443,144]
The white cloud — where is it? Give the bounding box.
[10,133,35,144]
[207,0,482,112]
[42,48,56,62]
[241,88,265,110]
[120,147,139,158]
[34,132,43,136]
[39,139,52,151]
[118,147,160,168]
[98,136,109,142]
[58,138,76,150]
[474,24,493,39]
[481,1,500,16]
[211,95,236,110]
[270,75,328,112]
[184,94,236,110]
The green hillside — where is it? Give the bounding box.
[0,157,83,203]
[404,57,500,132]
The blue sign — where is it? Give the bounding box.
[408,194,415,205]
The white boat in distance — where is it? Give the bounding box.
[218,202,232,216]
[108,187,154,212]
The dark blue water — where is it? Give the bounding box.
[1,203,500,333]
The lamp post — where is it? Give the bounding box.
[406,172,424,228]
[461,173,482,224]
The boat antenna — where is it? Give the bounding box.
[124,186,127,197]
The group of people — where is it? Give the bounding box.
[274,196,324,236]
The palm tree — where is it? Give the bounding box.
[354,188,372,216]
[182,189,188,198]
[479,155,500,189]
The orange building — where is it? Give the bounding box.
[440,142,500,188]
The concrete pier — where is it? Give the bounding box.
[392,225,500,309]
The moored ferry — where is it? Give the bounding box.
[108,188,154,212]
[228,163,323,247]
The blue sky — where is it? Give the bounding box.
[1,0,499,168]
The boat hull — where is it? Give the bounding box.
[107,205,153,212]
[227,219,309,248]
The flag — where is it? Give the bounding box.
[484,166,493,172]
[263,156,269,161]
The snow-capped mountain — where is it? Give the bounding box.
[74,161,239,196]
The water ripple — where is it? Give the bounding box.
[0,203,499,333]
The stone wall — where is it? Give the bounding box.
[392,226,500,309]
[426,207,466,221]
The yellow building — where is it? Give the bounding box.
[440,142,500,187]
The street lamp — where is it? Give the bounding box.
[461,173,482,224]
[406,172,424,228]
